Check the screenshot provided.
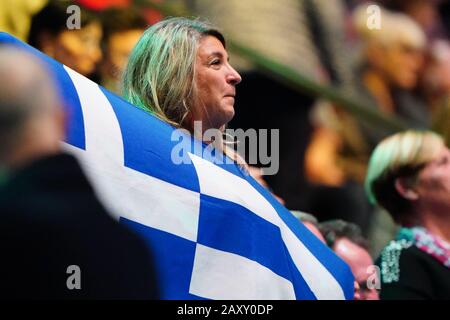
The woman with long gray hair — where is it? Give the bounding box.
[123,17,241,138]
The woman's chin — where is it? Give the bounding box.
[224,105,235,121]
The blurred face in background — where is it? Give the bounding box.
[379,42,424,89]
[414,146,450,213]
[367,37,424,90]
[333,238,379,300]
[44,21,103,76]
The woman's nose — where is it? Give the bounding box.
[227,65,242,85]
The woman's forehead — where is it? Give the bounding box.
[197,36,227,57]
[424,145,448,168]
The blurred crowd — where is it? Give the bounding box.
[192,0,450,260]
[1,0,450,300]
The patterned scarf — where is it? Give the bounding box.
[397,227,450,268]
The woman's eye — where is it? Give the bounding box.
[210,59,221,66]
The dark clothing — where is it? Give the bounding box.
[0,154,158,299]
[377,245,450,300]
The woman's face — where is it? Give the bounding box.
[415,146,450,211]
[191,35,241,132]
[381,43,424,89]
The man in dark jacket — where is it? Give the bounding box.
[0,46,158,299]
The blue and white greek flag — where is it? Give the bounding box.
[0,33,354,300]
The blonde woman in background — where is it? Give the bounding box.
[366,130,450,299]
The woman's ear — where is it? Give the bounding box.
[395,177,419,201]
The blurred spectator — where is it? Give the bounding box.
[291,211,326,243]
[337,4,428,173]
[309,4,429,181]
[366,130,450,299]
[98,8,147,94]
[320,219,380,300]
[305,5,430,234]
[0,45,158,299]
[294,213,365,300]
[28,1,103,78]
